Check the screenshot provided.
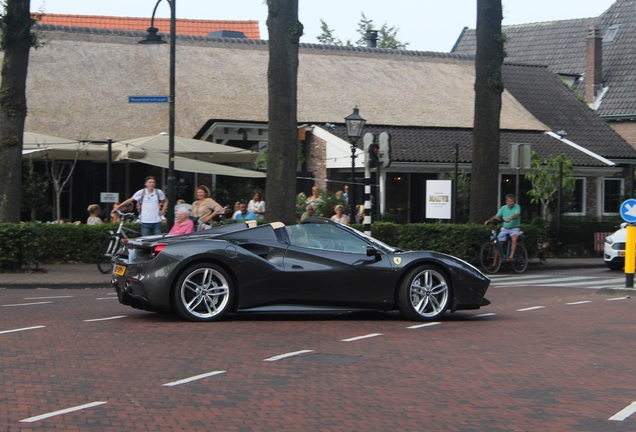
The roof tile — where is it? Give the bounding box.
[36,13,260,39]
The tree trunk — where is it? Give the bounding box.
[0,0,32,223]
[469,0,504,224]
[265,0,303,225]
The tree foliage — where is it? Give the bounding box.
[21,157,49,221]
[317,13,409,49]
[525,152,575,219]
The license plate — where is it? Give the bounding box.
[620,252,626,257]
[113,264,126,276]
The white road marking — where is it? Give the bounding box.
[263,350,313,362]
[609,401,636,421]
[492,276,609,287]
[83,316,127,322]
[0,325,46,335]
[566,301,592,305]
[162,371,226,387]
[342,333,382,342]
[1,301,53,307]
[472,313,497,318]
[107,293,117,295]
[407,322,440,329]
[607,297,629,301]
[95,297,118,300]
[19,401,107,423]
[24,295,73,300]
[516,306,546,312]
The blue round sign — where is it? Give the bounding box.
[620,199,636,223]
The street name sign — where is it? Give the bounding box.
[128,96,169,104]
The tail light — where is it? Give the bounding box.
[151,244,167,259]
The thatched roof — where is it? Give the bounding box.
[21,25,547,142]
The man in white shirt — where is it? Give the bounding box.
[116,176,168,236]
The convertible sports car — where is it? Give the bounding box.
[111,218,490,322]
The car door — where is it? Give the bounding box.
[283,224,394,307]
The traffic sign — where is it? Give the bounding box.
[128,96,169,104]
[620,199,636,223]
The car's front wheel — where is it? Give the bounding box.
[172,264,234,322]
[606,261,624,271]
[397,265,451,321]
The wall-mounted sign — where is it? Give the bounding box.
[426,180,451,219]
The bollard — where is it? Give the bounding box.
[626,224,636,288]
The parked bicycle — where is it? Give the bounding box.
[96,211,139,274]
[480,220,528,274]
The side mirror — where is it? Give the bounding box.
[366,245,381,261]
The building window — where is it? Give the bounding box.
[603,24,620,43]
[564,178,586,215]
[603,178,623,214]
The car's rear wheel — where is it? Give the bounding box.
[397,265,450,321]
[172,263,234,322]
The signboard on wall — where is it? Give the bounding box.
[426,180,452,219]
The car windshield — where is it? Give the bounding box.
[341,224,397,253]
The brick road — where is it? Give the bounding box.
[1,285,636,431]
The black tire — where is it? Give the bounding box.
[480,241,500,274]
[511,244,528,274]
[397,265,451,321]
[606,261,624,271]
[97,237,119,274]
[172,263,234,322]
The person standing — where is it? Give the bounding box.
[233,201,258,220]
[485,194,521,264]
[191,185,224,229]
[116,176,167,237]
[247,191,266,220]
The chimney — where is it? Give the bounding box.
[366,30,378,48]
[586,25,602,104]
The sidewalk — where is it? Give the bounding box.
[0,257,606,289]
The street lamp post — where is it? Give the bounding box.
[344,107,366,224]
[139,0,176,227]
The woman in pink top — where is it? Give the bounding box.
[169,207,195,236]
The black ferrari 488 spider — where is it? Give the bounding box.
[111,218,490,322]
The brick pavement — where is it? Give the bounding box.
[1,286,636,430]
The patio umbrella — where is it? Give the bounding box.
[114,133,260,164]
[21,133,116,161]
[123,150,265,178]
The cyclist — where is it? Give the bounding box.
[484,194,521,265]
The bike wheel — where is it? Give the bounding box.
[511,244,528,274]
[480,241,500,274]
[97,237,119,274]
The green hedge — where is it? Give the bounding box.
[0,219,601,272]
[0,223,141,271]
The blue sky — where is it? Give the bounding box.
[32,0,616,52]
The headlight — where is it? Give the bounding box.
[606,236,614,245]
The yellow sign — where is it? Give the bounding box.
[393,257,402,265]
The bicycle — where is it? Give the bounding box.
[479,220,528,274]
[96,211,139,274]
